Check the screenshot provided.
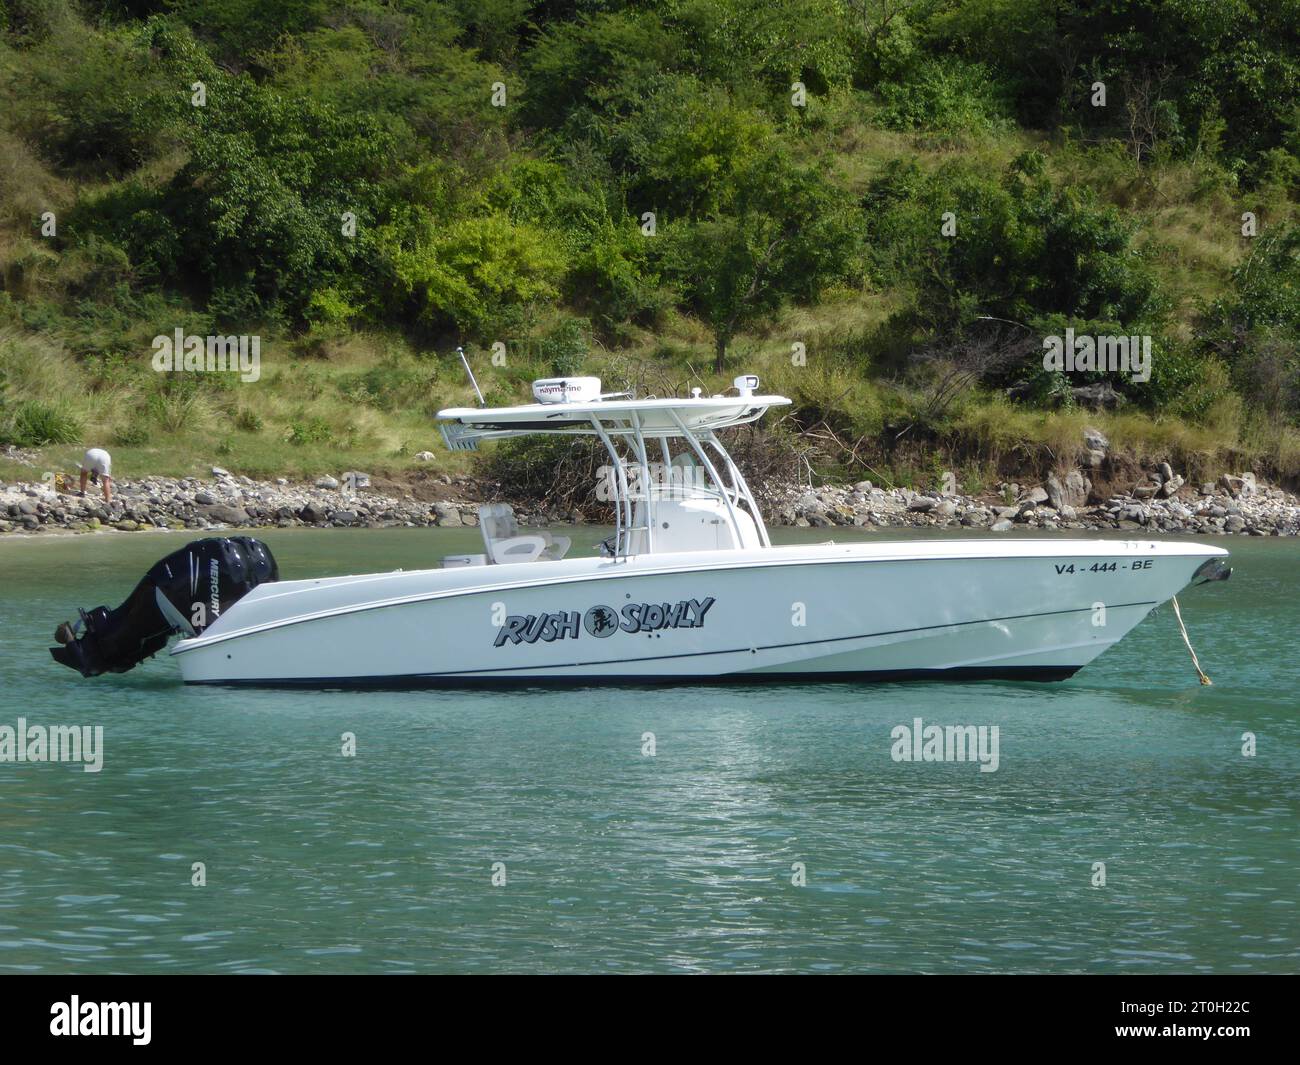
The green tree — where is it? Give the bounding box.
[662,148,863,372]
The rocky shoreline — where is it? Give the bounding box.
[2,467,1296,540]
[2,432,1298,539]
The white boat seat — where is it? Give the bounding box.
[478,503,571,564]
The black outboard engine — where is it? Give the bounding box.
[50,537,278,677]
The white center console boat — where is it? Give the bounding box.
[152,373,1231,686]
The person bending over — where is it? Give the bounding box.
[79,447,113,503]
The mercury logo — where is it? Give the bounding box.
[50,996,151,1045]
[209,558,221,619]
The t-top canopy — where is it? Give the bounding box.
[436,393,792,451]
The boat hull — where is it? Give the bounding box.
[170,539,1227,687]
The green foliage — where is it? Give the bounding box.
[874,56,1011,133]
[566,216,667,328]
[1202,224,1300,420]
[866,154,1160,331]
[336,361,436,413]
[384,213,565,335]
[660,142,865,370]
[286,415,332,445]
[536,317,591,377]
[2,398,81,445]
[0,0,1298,479]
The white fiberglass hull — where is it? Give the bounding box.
[170,539,1228,686]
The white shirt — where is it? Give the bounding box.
[81,448,112,477]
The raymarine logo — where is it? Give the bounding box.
[50,996,151,1045]
[495,598,714,646]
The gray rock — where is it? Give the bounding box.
[195,491,217,505]
[1083,426,1109,452]
[198,504,249,525]
[1073,382,1125,408]
[315,475,340,490]
[433,502,463,527]
[991,519,1014,532]
[1046,471,1089,510]
[299,503,329,523]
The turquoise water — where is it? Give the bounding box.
[0,527,1296,973]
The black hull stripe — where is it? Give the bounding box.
[187,665,1082,689]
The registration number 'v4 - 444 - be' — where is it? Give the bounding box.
[1054,560,1153,575]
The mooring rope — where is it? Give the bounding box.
[1171,594,1212,686]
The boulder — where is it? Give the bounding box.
[299,502,329,524]
[1073,382,1124,409]
[1045,471,1089,510]
[433,502,463,527]
[198,504,249,525]
[315,475,340,490]
[1083,426,1109,452]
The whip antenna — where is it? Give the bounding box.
[458,346,485,406]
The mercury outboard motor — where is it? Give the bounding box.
[50,536,278,677]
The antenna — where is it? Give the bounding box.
[457,346,485,406]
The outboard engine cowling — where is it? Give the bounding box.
[50,537,278,677]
